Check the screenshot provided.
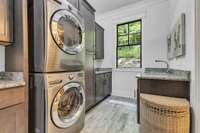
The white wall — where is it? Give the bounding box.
[111,70,141,99]
[0,46,5,71]
[95,0,170,99]
[168,0,196,132]
[169,0,195,71]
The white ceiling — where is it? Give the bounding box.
[87,0,142,14]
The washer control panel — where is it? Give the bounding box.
[47,72,84,86]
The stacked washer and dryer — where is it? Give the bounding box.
[28,0,86,133]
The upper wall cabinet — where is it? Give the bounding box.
[0,0,13,45]
[95,23,104,59]
[67,0,80,9]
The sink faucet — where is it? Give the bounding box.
[155,60,170,73]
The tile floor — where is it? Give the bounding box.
[81,96,140,133]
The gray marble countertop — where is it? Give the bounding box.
[136,68,190,81]
[0,72,26,89]
[95,68,112,74]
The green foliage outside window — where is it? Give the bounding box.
[118,46,140,59]
[117,20,142,68]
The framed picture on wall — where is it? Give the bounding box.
[173,13,186,57]
[167,13,186,59]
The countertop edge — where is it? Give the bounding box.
[136,75,190,82]
[0,72,26,90]
[0,81,26,90]
[95,71,112,74]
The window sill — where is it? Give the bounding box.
[113,68,143,72]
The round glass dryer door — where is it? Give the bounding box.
[51,83,85,128]
[50,10,84,55]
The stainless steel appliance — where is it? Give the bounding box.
[29,0,85,72]
[29,72,85,133]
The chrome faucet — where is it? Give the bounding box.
[155,60,170,73]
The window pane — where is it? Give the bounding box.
[129,33,141,44]
[118,35,128,46]
[129,21,141,34]
[118,24,128,35]
[117,45,141,68]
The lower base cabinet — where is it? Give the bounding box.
[95,75,104,103]
[104,73,112,96]
[86,72,112,111]
[0,104,25,133]
[95,72,112,103]
[0,87,26,133]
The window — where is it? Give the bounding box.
[116,20,142,68]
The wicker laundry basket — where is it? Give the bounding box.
[140,93,190,133]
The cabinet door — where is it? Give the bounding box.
[108,73,112,95]
[0,0,13,44]
[95,74,105,103]
[81,3,95,110]
[81,2,95,53]
[103,74,109,97]
[104,73,112,97]
[85,53,95,110]
[95,75,101,103]
[95,23,104,59]
[0,104,25,133]
[100,75,106,100]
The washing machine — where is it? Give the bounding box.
[28,0,85,73]
[29,72,85,133]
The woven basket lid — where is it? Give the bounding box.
[140,93,189,109]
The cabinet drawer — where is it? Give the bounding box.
[0,87,25,109]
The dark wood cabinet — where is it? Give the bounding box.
[95,23,104,59]
[0,0,13,45]
[108,73,112,94]
[95,72,112,103]
[95,74,104,103]
[80,0,96,110]
[137,78,190,123]
[103,76,109,97]
[104,73,112,97]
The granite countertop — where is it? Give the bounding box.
[136,68,190,81]
[0,72,26,89]
[95,68,112,74]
